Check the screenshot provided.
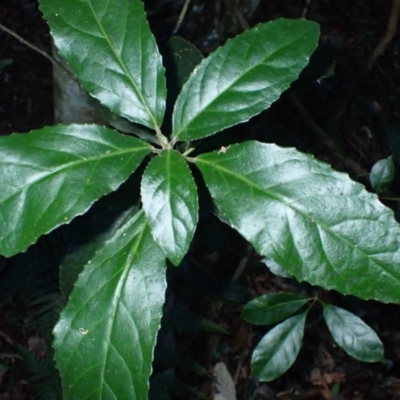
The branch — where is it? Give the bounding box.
[366,0,400,72]
[0,22,69,74]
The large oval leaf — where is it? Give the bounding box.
[0,124,151,257]
[196,141,400,304]
[53,209,167,400]
[322,303,385,363]
[251,312,307,382]
[172,18,319,142]
[241,293,310,326]
[40,0,166,130]
[141,150,198,265]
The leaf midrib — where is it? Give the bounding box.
[98,218,146,400]
[0,144,149,206]
[174,27,312,139]
[87,0,158,129]
[197,158,400,285]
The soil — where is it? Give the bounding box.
[1,0,400,399]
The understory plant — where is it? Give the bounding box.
[240,293,384,382]
[1,0,400,398]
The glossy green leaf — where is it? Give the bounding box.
[172,18,319,142]
[370,155,395,193]
[53,209,167,400]
[196,141,400,304]
[59,208,133,300]
[241,293,309,326]
[0,124,151,257]
[322,303,385,363]
[251,312,307,382]
[141,150,198,265]
[40,0,166,130]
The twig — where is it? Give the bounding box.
[233,326,252,384]
[231,244,253,282]
[0,21,69,74]
[173,0,191,34]
[302,0,313,18]
[366,0,400,72]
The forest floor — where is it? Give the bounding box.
[1,0,400,399]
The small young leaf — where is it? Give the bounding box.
[322,303,385,363]
[0,58,12,72]
[241,293,309,326]
[196,141,400,304]
[141,150,198,265]
[173,18,319,142]
[164,36,204,95]
[53,209,167,400]
[40,0,166,130]
[0,125,151,257]
[162,36,204,135]
[251,312,307,382]
[370,155,395,193]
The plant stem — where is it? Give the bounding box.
[366,0,400,72]
[184,156,196,163]
[155,127,171,150]
[231,244,253,282]
[182,147,195,156]
[151,147,162,154]
[0,22,70,74]
[173,0,191,34]
[379,197,400,201]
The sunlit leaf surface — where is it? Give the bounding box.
[197,141,400,303]
[54,210,167,399]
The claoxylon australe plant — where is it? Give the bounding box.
[1,0,400,398]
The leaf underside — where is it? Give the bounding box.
[141,149,198,265]
[172,18,319,141]
[251,312,307,382]
[0,124,151,257]
[196,141,400,304]
[53,209,167,400]
[40,0,166,129]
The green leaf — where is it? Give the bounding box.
[241,293,309,326]
[0,124,151,257]
[141,150,198,265]
[370,155,395,193]
[322,303,385,363]
[172,18,319,142]
[164,36,204,95]
[251,312,307,382]
[196,141,400,304]
[59,208,134,300]
[53,209,167,400]
[40,0,166,130]
[0,58,12,72]
[162,36,204,135]
[261,257,292,278]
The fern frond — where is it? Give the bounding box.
[15,342,61,400]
